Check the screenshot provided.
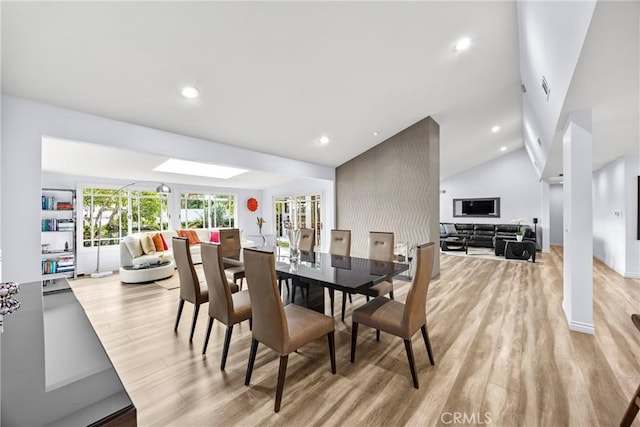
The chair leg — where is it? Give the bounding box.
[351,322,359,363]
[189,304,200,342]
[341,291,348,322]
[245,338,259,385]
[621,382,640,427]
[327,331,336,374]
[404,339,419,389]
[202,317,214,354]
[376,329,380,342]
[274,355,289,413]
[329,289,335,317]
[421,324,435,365]
[366,295,370,302]
[389,290,395,300]
[249,317,253,331]
[292,283,297,303]
[174,299,185,331]
[348,293,352,303]
[221,324,234,370]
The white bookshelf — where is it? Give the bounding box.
[41,188,77,282]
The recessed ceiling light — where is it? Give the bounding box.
[319,136,330,145]
[492,126,501,133]
[153,159,246,179]
[373,131,379,136]
[500,146,507,152]
[181,86,200,99]
[455,37,471,51]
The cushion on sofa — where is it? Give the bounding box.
[123,235,144,258]
[210,230,220,243]
[141,234,156,255]
[177,229,201,246]
[455,224,474,231]
[474,224,495,232]
[496,224,521,233]
[152,233,164,252]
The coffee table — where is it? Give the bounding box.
[120,260,174,283]
[440,237,467,254]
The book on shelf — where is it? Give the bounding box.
[41,219,74,231]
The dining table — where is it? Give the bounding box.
[225,249,409,314]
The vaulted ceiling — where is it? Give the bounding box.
[2,1,637,186]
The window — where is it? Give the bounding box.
[82,187,169,247]
[275,194,322,249]
[180,193,236,229]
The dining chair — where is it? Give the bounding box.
[351,242,436,389]
[367,231,396,301]
[200,242,249,370]
[173,237,209,342]
[621,314,640,426]
[329,229,353,321]
[243,247,336,413]
[219,228,246,288]
[291,228,315,303]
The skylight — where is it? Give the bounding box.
[153,159,247,179]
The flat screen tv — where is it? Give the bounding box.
[453,197,500,217]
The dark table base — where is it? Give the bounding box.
[441,238,468,253]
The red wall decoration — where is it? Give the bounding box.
[247,197,259,212]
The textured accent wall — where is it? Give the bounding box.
[336,116,440,275]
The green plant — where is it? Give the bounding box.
[257,216,265,230]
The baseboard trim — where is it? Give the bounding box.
[624,271,640,279]
[568,320,595,335]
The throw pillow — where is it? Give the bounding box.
[160,233,169,250]
[151,233,164,252]
[141,234,156,255]
[177,229,201,246]
[210,230,220,243]
[123,236,144,258]
[444,224,458,235]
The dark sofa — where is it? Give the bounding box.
[440,223,535,249]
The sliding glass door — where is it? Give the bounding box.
[274,194,322,250]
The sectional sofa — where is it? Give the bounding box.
[440,223,536,249]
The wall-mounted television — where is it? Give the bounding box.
[453,197,500,218]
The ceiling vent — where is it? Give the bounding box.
[542,76,551,101]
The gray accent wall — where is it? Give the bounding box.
[336,116,440,275]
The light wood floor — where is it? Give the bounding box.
[70,246,640,426]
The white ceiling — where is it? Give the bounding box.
[2,2,637,186]
[41,137,299,189]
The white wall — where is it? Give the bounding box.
[262,178,335,253]
[592,157,626,274]
[591,155,640,278]
[517,0,596,176]
[1,95,334,283]
[440,148,542,227]
[624,156,640,277]
[549,183,564,245]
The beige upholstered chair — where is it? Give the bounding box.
[173,237,210,342]
[298,228,315,252]
[367,231,396,300]
[243,248,336,413]
[351,242,436,389]
[200,242,249,370]
[291,228,315,303]
[329,230,353,321]
[219,228,246,288]
[621,314,640,426]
